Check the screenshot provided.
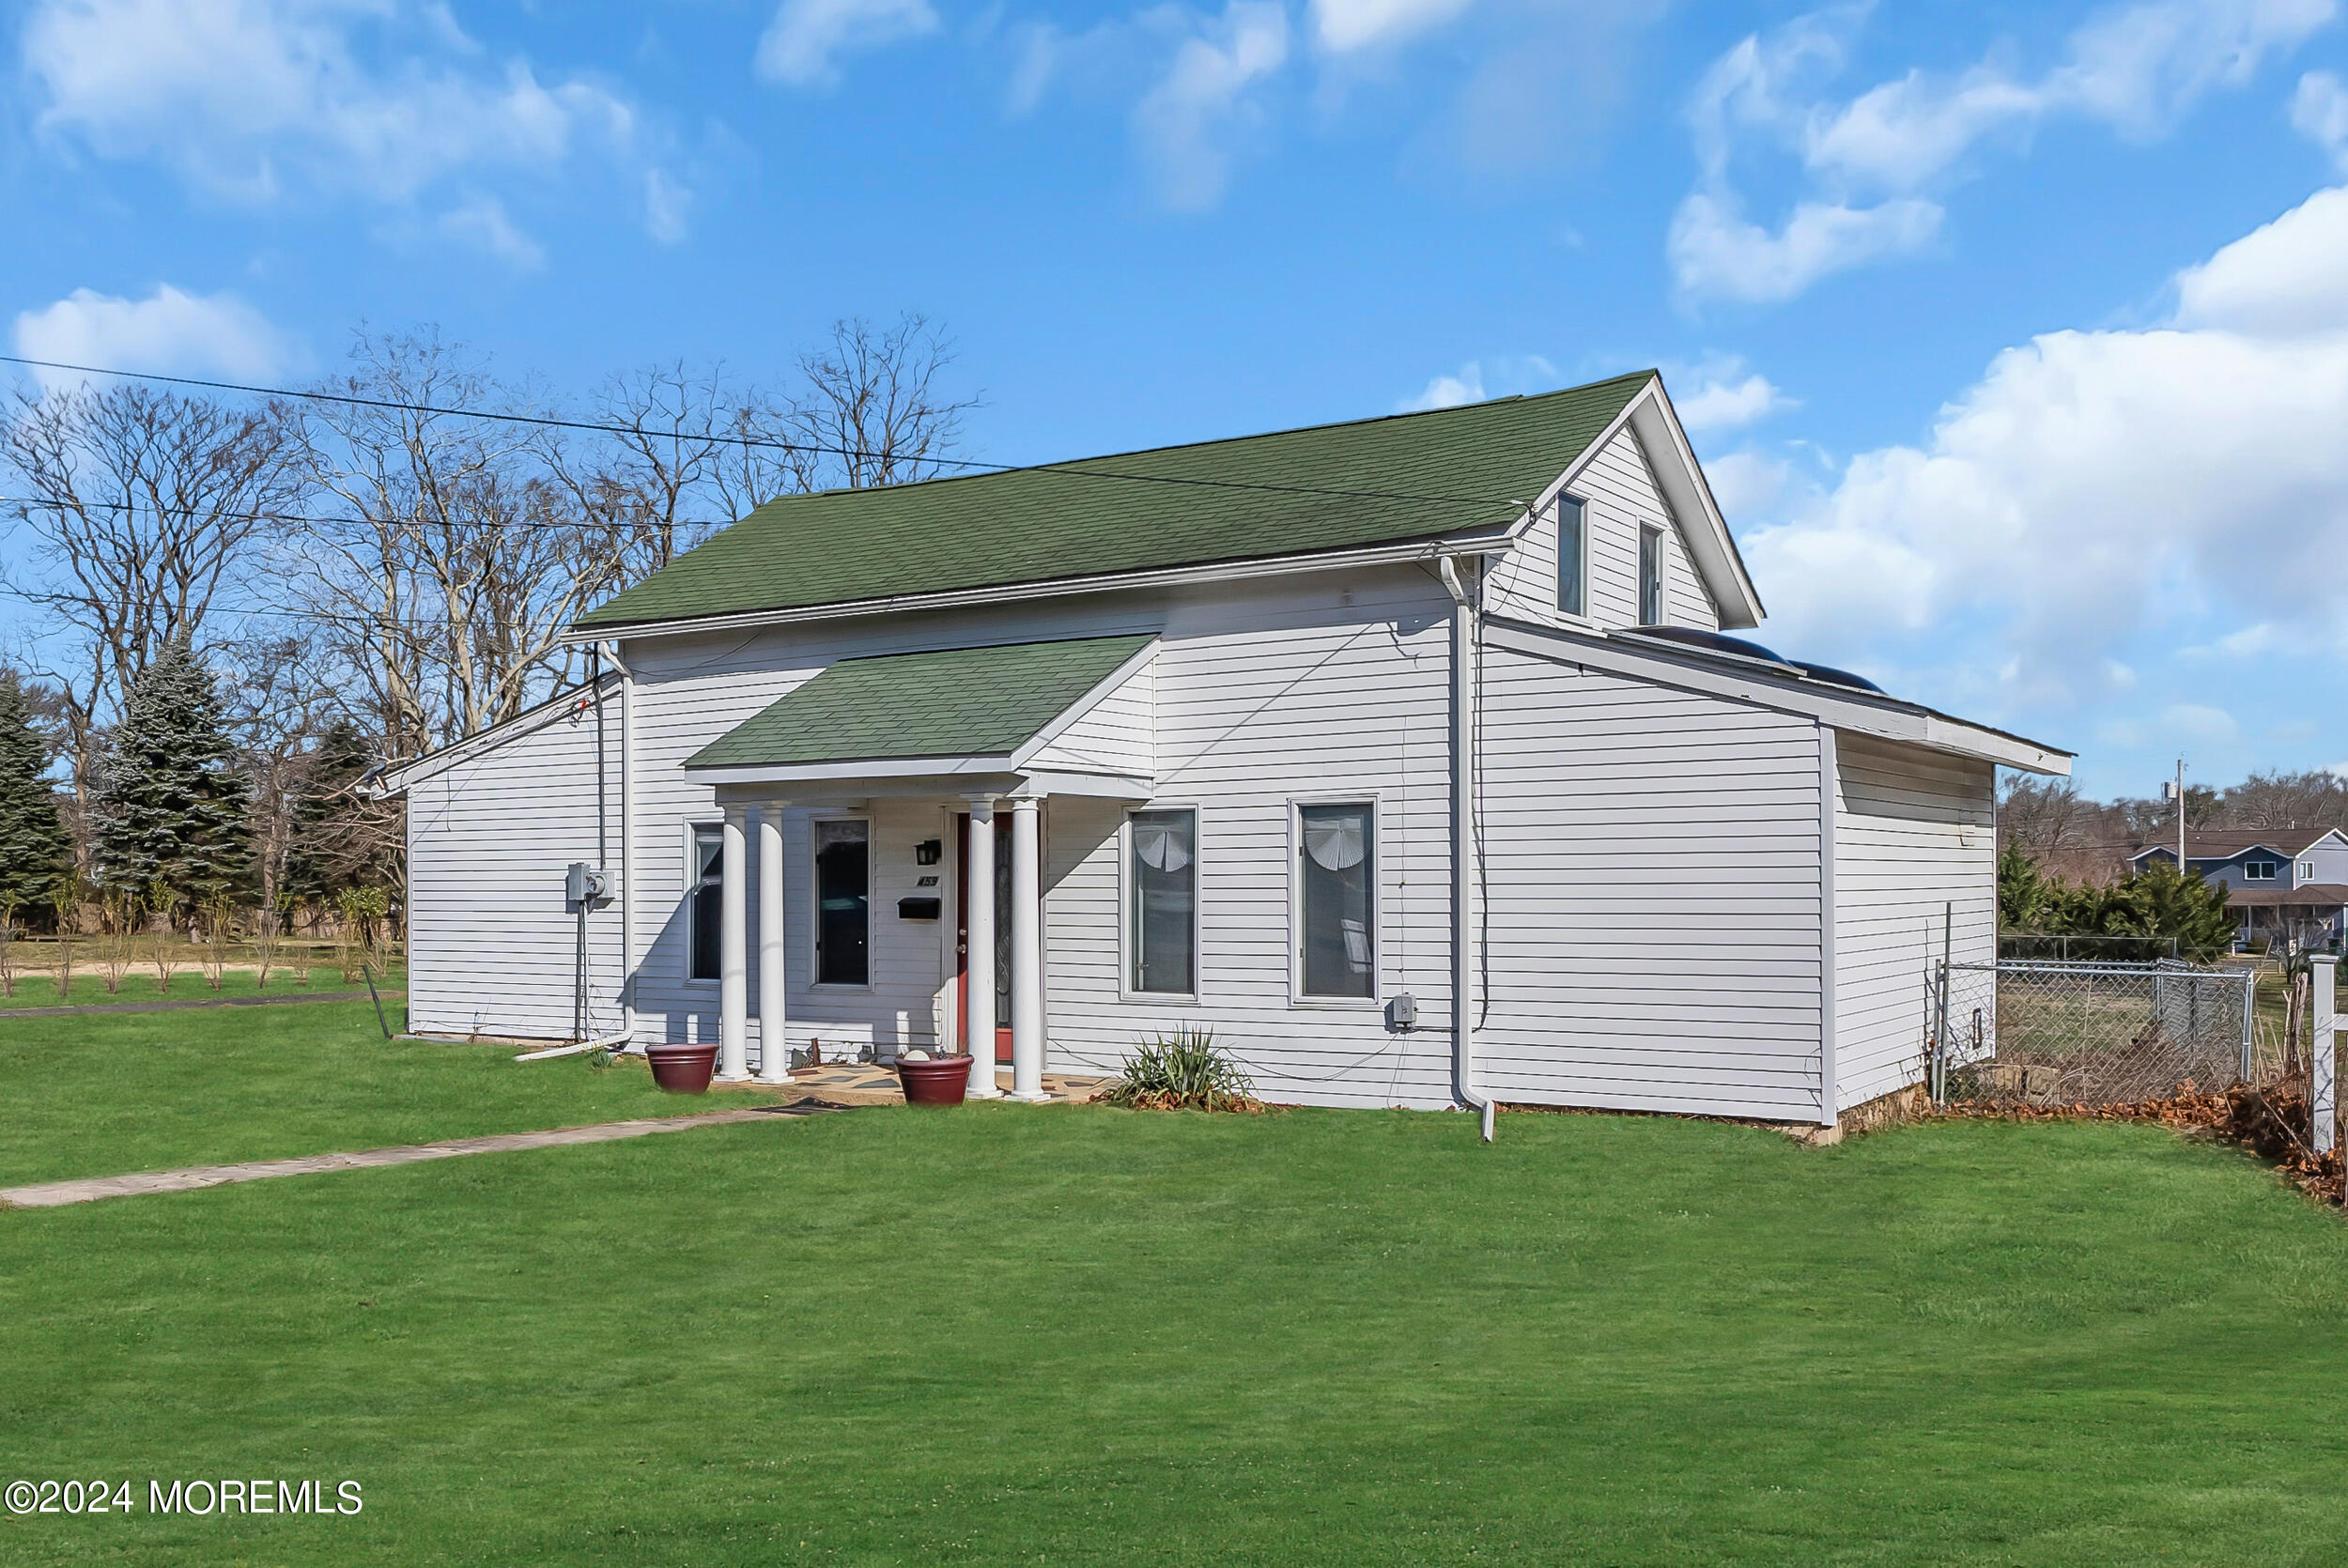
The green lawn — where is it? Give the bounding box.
[4,1068,2347,1565]
[0,998,781,1187]
[0,964,396,1009]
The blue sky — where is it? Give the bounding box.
[4,0,2347,797]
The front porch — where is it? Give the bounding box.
[683,635,1161,1103]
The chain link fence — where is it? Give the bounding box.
[1928,960,2256,1108]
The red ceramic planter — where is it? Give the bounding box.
[645,1043,718,1094]
[897,1054,975,1105]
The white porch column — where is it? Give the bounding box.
[962,797,1002,1100]
[718,805,749,1082]
[756,806,788,1084]
[1007,796,1048,1102]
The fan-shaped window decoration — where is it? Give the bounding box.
[1299,803,1374,998]
[1130,808,1197,994]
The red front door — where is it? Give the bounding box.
[953,813,1014,1064]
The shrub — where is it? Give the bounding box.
[1102,1027,1262,1113]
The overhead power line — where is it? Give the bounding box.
[0,353,1540,512]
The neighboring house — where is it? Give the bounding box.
[380,371,2070,1132]
[2129,830,2348,947]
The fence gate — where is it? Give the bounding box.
[1928,960,2256,1108]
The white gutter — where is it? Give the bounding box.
[1436,553,1495,1144]
[516,1032,635,1063]
[605,639,639,1050]
[562,534,1518,648]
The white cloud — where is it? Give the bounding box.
[756,0,939,88]
[643,168,690,245]
[2173,181,2348,335]
[1702,448,1797,523]
[12,284,296,394]
[1668,190,1941,303]
[1133,0,1289,210]
[1311,0,1475,54]
[1403,365,1485,410]
[437,193,545,271]
[1671,360,1792,434]
[2292,69,2348,168]
[1739,179,2348,713]
[22,0,678,248]
[1676,0,2335,304]
[2163,702,2241,743]
[1397,354,1557,412]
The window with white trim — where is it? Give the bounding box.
[1129,808,1197,994]
[1298,803,1375,998]
[688,825,723,981]
[1557,495,1586,618]
[2244,860,2278,881]
[1637,525,1664,626]
[2300,860,2315,881]
[813,819,871,985]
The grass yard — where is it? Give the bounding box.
[6,1048,2348,1565]
[0,998,783,1188]
[0,964,399,1009]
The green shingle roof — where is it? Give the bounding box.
[577,372,1656,631]
[685,635,1155,770]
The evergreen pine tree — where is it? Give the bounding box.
[284,716,376,903]
[0,671,70,914]
[89,637,251,905]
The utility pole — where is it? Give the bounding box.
[2166,759,2186,870]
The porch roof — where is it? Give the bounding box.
[685,634,1154,771]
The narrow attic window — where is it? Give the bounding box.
[1637,525,1664,626]
[1557,496,1586,618]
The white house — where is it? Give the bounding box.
[381,371,2070,1132]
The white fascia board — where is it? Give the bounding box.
[375,674,619,795]
[1007,639,1160,769]
[688,754,1019,788]
[562,535,1514,648]
[705,763,1153,803]
[1495,376,1767,632]
[1485,617,2072,775]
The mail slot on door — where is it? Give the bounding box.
[897,897,943,921]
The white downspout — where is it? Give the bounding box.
[604,639,639,1051]
[1437,553,1495,1144]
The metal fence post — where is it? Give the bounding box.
[2313,956,2338,1157]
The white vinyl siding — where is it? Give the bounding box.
[1024,655,1154,777]
[1484,424,1721,635]
[1474,638,1828,1118]
[403,698,626,1042]
[1830,732,1996,1113]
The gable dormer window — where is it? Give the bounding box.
[1557,495,1587,618]
[1638,525,1664,626]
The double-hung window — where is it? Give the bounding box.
[688,825,723,981]
[1129,808,1197,994]
[1557,495,1587,618]
[1298,803,1375,999]
[813,820,871,986]
[1637,525,1664,626]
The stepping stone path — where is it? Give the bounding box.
[0,1101,840,1210]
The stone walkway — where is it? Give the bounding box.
[0,1101,840,1210]
[0,989,398,1020]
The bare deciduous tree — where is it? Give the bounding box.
[783,314,982,492]
[291,331,632,757]
[1,382,303,794]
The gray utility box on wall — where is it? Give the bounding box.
[565,863,610,906]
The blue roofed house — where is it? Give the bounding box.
[378,371,2070,1135]
[2128,830,2348,950]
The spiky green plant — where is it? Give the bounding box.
[1102,1027,1260,1113]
